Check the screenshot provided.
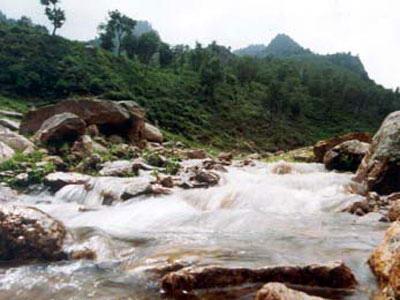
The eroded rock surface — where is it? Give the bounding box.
[0,205,67,261]
[354,111,400,195]
[323,140,369,172]
[369,221,400,298]
[313,132,371,163]
[161,262,357,296]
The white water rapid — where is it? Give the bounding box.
[1,161,387,299]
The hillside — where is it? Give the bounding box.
[0,13,399,151]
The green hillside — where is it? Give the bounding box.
[0,13,399,151]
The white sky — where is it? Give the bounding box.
[2,0,399,89]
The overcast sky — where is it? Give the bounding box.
[2,0,399,89]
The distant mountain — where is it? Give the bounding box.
[234,33,368,79]
[133,20,156,36]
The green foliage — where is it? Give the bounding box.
[0,151,55,189]
[40,0,65,35]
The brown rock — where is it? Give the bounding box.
[255,283,325,300]
[194,171,220,186]
[272,162,294,175]
[160,176,174,188]
[354,112,400,195]
[161,262,357,296]
[86,124,99,136]
[143,123,163,143]
[314,132,371,163]
[323,140,369,172]
[388,201,400,222]
[369,222,400,298]
[34,113,86,144]
[186,149,207,159]
[118,101,146,145]
[0,205,67,261]
[218,152,233,161]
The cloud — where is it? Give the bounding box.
[1,0,399,89]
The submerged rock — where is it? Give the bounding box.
[34,112,86,144]
[369,221,400,298]
[143,123,163,143]
[354,111,400,195]
[255,283,325,300]
[323,140,369,172]
[0,205,67,261]
[161,262,357,296]
[313,132,371,163]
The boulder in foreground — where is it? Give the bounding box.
[161,262,357,296]
[0,205,67,261]
[313,132,371,163]
[255,283,325,300]
[323,140,369,172]
[369,221,400,298]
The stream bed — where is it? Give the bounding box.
[0,161,388,299]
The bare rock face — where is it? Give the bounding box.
[255,283,325,300]
[0,140,15,162]
[354,111,400,195]
[161,262,357,296]
[44,172,92,192]
[0,205,67,261]
[313,132,371,163]
[143,123,163,143]
[323,140,370,172]
[0,125,35,153]
[21,99,130,135]
[34,113,86,144]
[369,221,400,298]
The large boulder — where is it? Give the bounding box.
[34,113,86,144]
[0,125,35,153]
[354,111,400,195]
[323,140,370,172]
[313,132,371,163]
[161,262,357,296]
[255,283,325,300]
[0,141,15,162]
[369,221,400,298]
[44,172,92,191]
[20,99,130,135]
[118,101,145,144]
[143,123,163,143]
[0,205,67,261]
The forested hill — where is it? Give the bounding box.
[0,11,399,151]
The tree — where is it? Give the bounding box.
[98,10,136,57]
[159,42,174,67]
[200,57,225,97]
[136,31,160,64]
[40,0,65,35]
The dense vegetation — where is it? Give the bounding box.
[0,11,399,151]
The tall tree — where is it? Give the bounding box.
[135,31,160,64]
[98,10,136,57]
[40,0,65,35]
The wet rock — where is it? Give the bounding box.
[143,123,163,143]
[354,111,400,195]
[323,140,369,172]
[44,172,92,191]
[20,98,130,135]
[194,171,220,186]
[186,149,207,159]
[203,160,228,172]
[0,118,20,131]
[0,125,35,153]
[120,180,154,200]
[218,152,233,162]
[0,205,67,261]
[314,132,371,163]
[34,113,86,145]
[255,283,325,300]
[69,248,97,260]
[388,201,400,222]
[161,262,357,296]
[0,141,15,162]
[0,110,23,119]
[160,176,174,188]
[99,160,137,177]
[369,221,400,298]
[272,162,294,175]
[0,186,19,202]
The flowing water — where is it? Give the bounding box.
[0,161,388,299]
